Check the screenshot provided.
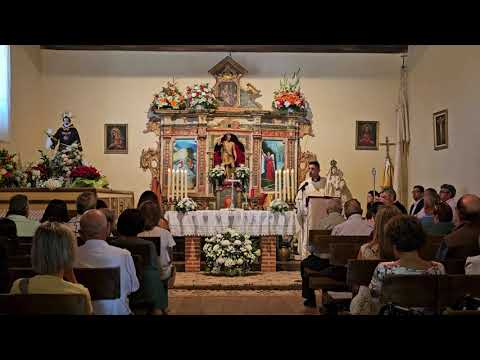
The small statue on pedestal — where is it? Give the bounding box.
[47,112,82,152]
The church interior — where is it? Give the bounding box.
[1,44,479,316]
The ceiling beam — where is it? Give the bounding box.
[41,45,408,54]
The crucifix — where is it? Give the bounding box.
[380,136,396,161]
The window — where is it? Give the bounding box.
[0,45,10,142]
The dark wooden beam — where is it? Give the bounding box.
[40,45,408,54]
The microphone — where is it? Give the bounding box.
[299,181,309,192]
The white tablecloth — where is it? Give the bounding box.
[165,210,296,237]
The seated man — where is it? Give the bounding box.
[379,188,408,214]
[6,194,40,237]
[301,199,372,308]
[331,199,373,236]
[67,191,97,237]
[436,194,480,261]
[75,209,139,315]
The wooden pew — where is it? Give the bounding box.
[346,259,383,290]
[419,235,444,260]
[380,274,440,313]
[329,243,361,266]
[0,294,88,315]
[74,267,121,301]
[309,232,370,254]
[438,274,480,311]
[7,255,31,268]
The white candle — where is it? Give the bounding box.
[174,169,178,200]
[283,169,286,202]
[274,170,278,199]
[172,169,176,200]
[167,168,171,201]
[184,169,188,199]
[286,169,291,202]
[290,168,294,202]
[177,169,181,200]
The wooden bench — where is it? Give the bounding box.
[308,232,370,254]
[74,267,121,301]
[7,255,31,268]
[0,293,89,315]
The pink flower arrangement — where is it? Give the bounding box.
[70,166,101,180]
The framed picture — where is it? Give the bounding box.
[355,121,378,150]
[104,124,128,154]
[261,139,285,192]
[172,138,197,190]
[217,80,239,107]
[433,109,448,150]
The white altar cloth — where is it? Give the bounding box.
[165,210,296,237]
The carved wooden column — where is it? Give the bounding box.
[197,117,208,195]
[252,129,262,195]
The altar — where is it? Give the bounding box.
[165,209,296,272]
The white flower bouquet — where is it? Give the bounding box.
[185,83,218,111]
[208,165,225,180]
[39,177,64,190]
[203,228,261,276]
[174,197,198,213]
[234,165,250,181]
[50,142,83,179]
[269,199,289,213]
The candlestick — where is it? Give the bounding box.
[167,168,171,202]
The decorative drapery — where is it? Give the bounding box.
[393,59,410,204]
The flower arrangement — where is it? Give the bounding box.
[272,68,306,114]
[185,83,218,111]
[70,165,109,188]
[50,142,83,179]
[0,149,21,188]
[39,177,64,190]
[151,81,186,110]
[269,198,289,213]
[203,228,261,276]
[208,166,226,180]
[174,197,198,213]
[234,165,250,192]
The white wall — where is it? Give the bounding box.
[408,45,480,198]
[10,47,402,208]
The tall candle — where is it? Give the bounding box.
[284,169,288,202]
[287,169,291,202]
[274,170,278,199]
[175,169,179,200]
[184,169,188,199]
[172,169,176,200]
[290,168,294,202]
[167,168,171,201]
[177,169,181,200]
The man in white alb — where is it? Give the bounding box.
[295,160,327,259]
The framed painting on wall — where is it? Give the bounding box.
[433,109,448,150]
[104,124,128,154]
[355,121,378,150]
[261,139,285,192]
[173,138,197,190]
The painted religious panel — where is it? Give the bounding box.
[355,121,378,150]
[104,124,128,154]
[173,138,197,190]
[261,139,285,191]
[217,81,239,107]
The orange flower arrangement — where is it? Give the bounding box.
[272,69,306,113]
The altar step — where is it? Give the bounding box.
[173,260,300,273]
[172,271,302,291]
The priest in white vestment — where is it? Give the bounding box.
[295,160,327,259]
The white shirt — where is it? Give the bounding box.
[139,227,176,280]
[409,199,423,215]
[416,208,426,220]
[331,214,373,236]
[74,240,140,315]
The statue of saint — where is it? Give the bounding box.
[47,112,82,152]
[213,133,245,179]
[325,160,352,203]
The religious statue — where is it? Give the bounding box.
[325,159,352,203]
[47,112,82,152]
[213,133,245,179]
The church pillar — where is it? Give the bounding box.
[260,236,276,272]
[185,236,201,272]
[252,132,262,194]
[197,124,207,195]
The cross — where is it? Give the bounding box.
[380,136,396,160]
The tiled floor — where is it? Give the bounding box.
[168,290,321,315]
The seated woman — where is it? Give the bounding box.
[0,217,18,256]
[113,209,168,315]
[138,201,176,290]
[358,205,402,260]
[137,190,170,231]
[9,222,93,314]
[422,202,455,236]
[351,215,445,315]
[40,199,70,223]
[366,190,380,215]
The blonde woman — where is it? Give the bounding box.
[357,205,402,260]
[10,222,93,314]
